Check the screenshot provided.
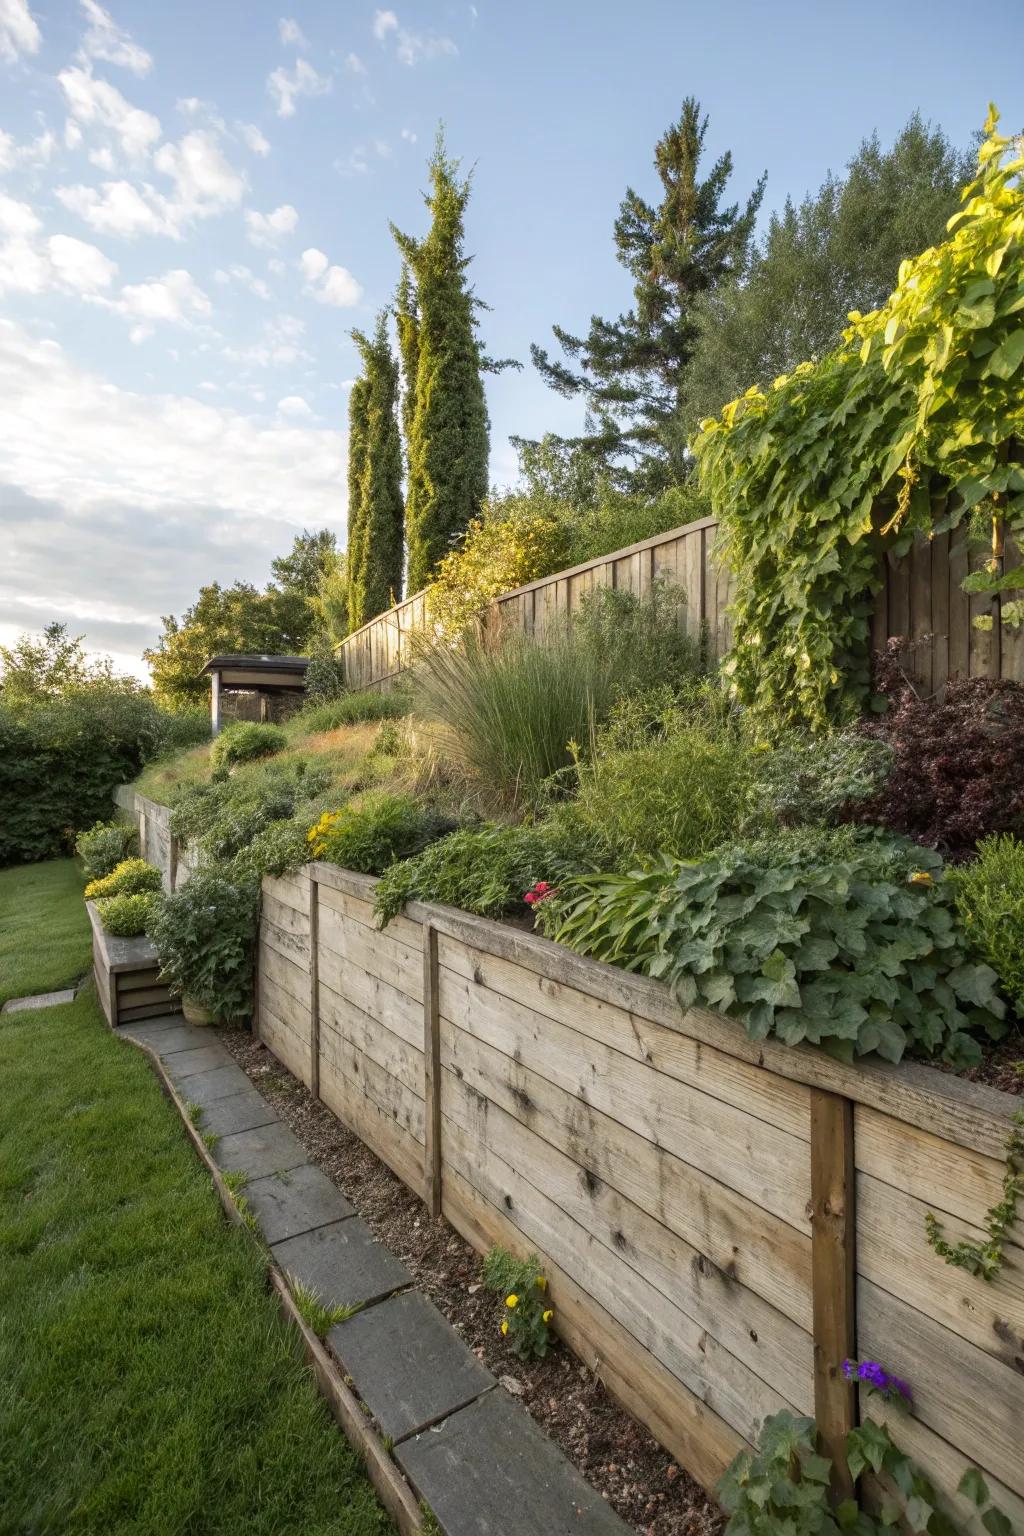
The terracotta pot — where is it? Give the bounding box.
[181,995,216,1027]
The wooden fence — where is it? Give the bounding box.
[253,858,1024,1525]
[335,515,1024,694]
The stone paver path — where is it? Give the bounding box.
[2,987,77,1014]
[119,1014,631,1536]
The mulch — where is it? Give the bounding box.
[220,1028,724,1536]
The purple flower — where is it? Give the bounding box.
[842,1358,912,1403]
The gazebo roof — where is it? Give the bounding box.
[200,654,309,679]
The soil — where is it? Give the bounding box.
[220,1027,724,1536]
[944,1024,1024,1097]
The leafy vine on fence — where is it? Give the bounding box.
[693,108,1024,729]
[925,1109,1024,1280]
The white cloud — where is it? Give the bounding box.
[299,246,363,308]
[0,190,41,237]
[278,15,307,47]
[223,312,310,369]
[267,56,331,118]
[47,232,117,291]
[277,394,313,418]
[336,139,392,178]
[400,127,417,144]
[372,8,457,65]
[116,268,211,323]
[78,0,152,76]
[58,65,161,161]
[0,125,56,172]
[0,0,40,63]
[57,178,165,237]
[318,265,361,306]
[60,127,246,240]
[245,202,297,247]
[345,51,367,74]
[238,121,270,156]
[214,263,270,300]
[0,205,117,297]
[299,246,328,282]
[0,316,345,677]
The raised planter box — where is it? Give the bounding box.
[88,900,181,1028]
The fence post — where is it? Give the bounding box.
[309,867,320,1101]
[422,922,442,1218]
[810,1088,857,1500]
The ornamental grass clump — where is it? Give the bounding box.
[543,829,1005,1065]
[84,858,162,901]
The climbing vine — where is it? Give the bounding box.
[694,108,1024,729]
[925,1109,1024,1281]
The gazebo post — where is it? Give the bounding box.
[210,668,221,735]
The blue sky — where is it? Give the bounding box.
[1,0,1021,678]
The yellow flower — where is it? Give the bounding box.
[505,1294,519,1309]
[534,1276,547,1291]
[909,871,933,886]
[500,1320,509,1336]
[542,1309,554,1324]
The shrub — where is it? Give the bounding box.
[148,871,257,1021]
[565,484,705,568]
[543,828,1005,1066]
[307,792,455,876]
[717,1411,833,1536]
[295,688,413,733]
[210,721,286,771]
[860,671,1024,856]
[413,586,703,812]
[747,728,894,829]
[84,858,162,901]
[428,499,573,638]
[303,634,347,704]
[0,690,207,866]
[374,821,596,926]
[169,762,332,864]
[566,688,758,867]
[95,891,158,938]
[951,835,1024,1015]
[75,819,138,880]
[481,1248,554,1361]
[229,815,312,884]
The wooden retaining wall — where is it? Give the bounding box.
[335,516,1024,695]
[114,787,196,892]
[258,862,1024,1520]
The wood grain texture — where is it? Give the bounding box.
[423,923,442,1218]
[810,1091,857,1500]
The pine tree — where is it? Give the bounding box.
[531,98,765,491]
[345,373,370,630]
[392,133,491,593]
[353,312,404,621]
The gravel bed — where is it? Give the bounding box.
[220,1028,724,1536]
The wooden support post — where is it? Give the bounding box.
[422,922,442,1218]
[309,869,320,1100]
[810,1088,857,1501]
[169,835,178,893]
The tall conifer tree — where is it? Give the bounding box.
[392,134,490,593]
[345,373,370,630]
[531,98,765,490]
[352,313,404,622]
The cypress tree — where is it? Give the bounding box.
[531,98,765,491]
[353,313,404,621]
[392,134,490,593]
[345,373,370,630]
[394,263,425,561]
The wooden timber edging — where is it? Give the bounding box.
[88,899,181,1028]
[251,856,1024,1523]
[333,514,1024,695]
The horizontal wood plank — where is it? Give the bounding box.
[318,984,424,1101]
[319,1061,424,1190]
[441,1018,813,1329]
[439,967,811,1233]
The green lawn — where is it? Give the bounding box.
[0,986,393,1536]
[0,858,92,1003]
